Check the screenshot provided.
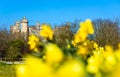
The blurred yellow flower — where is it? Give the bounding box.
[28,35,39,52]
[45,43,64,64]
[105,45,113,52]
[16,65,27,77]
[87,51,104,74]
[87,55,102,66]
[39,24,54,40]
[104,46,116,65]
[77,46,88,56]
[57,59,85,77]
[93,42,98,49]
[71,40,77,46]
[86,64,99,74]
[16,56,52,77]
[67,44,70,48]
[83,41,87,46]
[102,52,116,72]
[114,50,120,61]
[74,32,88,43]
[109,64,120,77]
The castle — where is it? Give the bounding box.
[10,17,41,39]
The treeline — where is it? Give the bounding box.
[0,29,29,61]
[0,18,120,60]
[53,19,120,48]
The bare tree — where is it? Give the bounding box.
[53,23,73,48]
[93,19,120,48]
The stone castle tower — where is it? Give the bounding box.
[10,17,41,40]
[10,21,20,34]
[21,17,29,39]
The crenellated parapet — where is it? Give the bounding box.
[10,17,41,40]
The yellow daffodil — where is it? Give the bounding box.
[109,64,120,77]
[105,45,113,52]
[73,19,94,45]
[44,43,64,64]
[83,41,87,46]
[77,46,88,56]
[86,64,99,74]
[57,59,85,77]
[87,51,104,74]
[101,52,117,72]
[40,24,54,40]
[93,42,98,49]
[74,32,88,44]
[114,50,120,61]
[71,40,76,46]
[80,19,94,34]
[16,65,27,77]
[67,44,70,48]
[16,56,52,77]
[28,35,39,52]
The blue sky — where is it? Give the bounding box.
[0,0,120,30]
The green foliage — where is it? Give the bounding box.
[9,39,25,52]
[5,39,26,61]
[0,28,30,59]
[0,64,15,77]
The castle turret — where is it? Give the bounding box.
[10,21,20,34]
[15,21,20,27]
[21,17,29,40]
[36,22,41,30]
[15,21,20,33]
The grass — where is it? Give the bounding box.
[0,62,16,77]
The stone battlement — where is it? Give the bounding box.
[10,17,41,39]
